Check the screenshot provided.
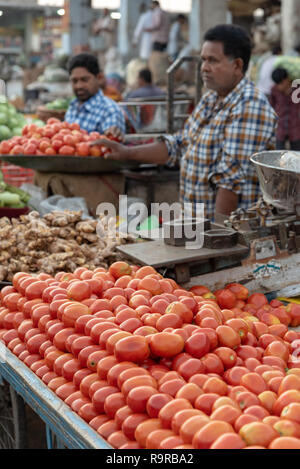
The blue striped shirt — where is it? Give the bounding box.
[65,89,126,135]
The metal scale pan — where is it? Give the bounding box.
[0,155,140,174]
[251,151,300,212]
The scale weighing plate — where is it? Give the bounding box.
[117,239,249,283]
[0,155,140,174]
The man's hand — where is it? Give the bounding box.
[92,138,131,161]
[104,126,124,142]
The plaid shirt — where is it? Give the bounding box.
[65,89,125,135]
[164,77,277,220]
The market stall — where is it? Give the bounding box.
[2,86,300,450]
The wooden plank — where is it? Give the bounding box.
[117,239,249,268]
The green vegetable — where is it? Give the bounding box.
[5,184,31,204]
[0,125,11,140]
[0,191,21,207]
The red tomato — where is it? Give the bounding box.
[149,332,184,358]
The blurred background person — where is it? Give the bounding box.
[124,68,165,100]
[145,1,170,53]
[270,67,300,150]
[133,3,153,62]
[257,43,282,98]
[168,14,188,62]
[93,8,116,50]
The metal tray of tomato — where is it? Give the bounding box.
[0,154,140,174]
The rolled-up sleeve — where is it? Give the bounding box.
[210,98,277,194]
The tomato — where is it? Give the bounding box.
[47,376,68,391]
[159,379,185,397]
[245,405,270,422]
[121,376,157,399]
[202,377,227,396]
[211,432,247,449]
[126,385,157,414]
[200,353,224,375]
[223,366,248,386]
[119,413,148,440]
[177,358,205,381]
[155,313,183,331]
[149,332,184,358]
[265,341,289,363]
[214,347,237,369]
[216,325,240,349]
[179,415,211,444]
[114,335,150,363]
[281,402,300,424]
[61,358,82,381]
[119,317,143,333]
[71,336,94,357]
[273,390,300,416]
[257,391,277,414]
[59,145,75,156]
[97,356,118,380]
[77,345,104,368]
[108,261,132,279]
[25,281,47,300]
[26,333,48,354]
[56,383,78,401]
[116,368,149,390]
[97,420,120,440]
[184,332,210,359]
[107,430,131,449]
[239,422,278,447]
[158,398,193,429]
[79,373,99,397]
[247,293,268,309]
[53,353,74,376]
[53,328,75,352]
[165,302,193,323]
[62,303,91,328]
[278,374,300,396]
[89,414,110,431]
[226,283,249,300]
[73,368,92,388]
[92,385,119,413]
[103,392,126,419]
[215,289,236,309]
[269,436,300,449]
[175,383,203,405]
[192,421,234,449]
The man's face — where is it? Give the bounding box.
[276,78,291,94]
[200,41,243,97]
[70,67,101,102]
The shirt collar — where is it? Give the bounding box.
[70,89,105,112]
[207,76,250,109]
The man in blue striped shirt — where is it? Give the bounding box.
[65,54,125,139]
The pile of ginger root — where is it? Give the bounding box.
[0,210,134,282]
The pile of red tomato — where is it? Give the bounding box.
[1,263,300,449]
[0,118,114,157]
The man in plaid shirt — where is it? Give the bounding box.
[98,25,277,220]
[65,54,125,139]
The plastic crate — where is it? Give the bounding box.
[0,161,35,187]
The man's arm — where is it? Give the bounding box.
[215,188,238,217]
[93,139,169,165]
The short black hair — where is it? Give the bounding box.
[271,44,282,55]
[272,67,289,84]
[139,68,152,84]
[68,53,100,76]
[203,24,252,74]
